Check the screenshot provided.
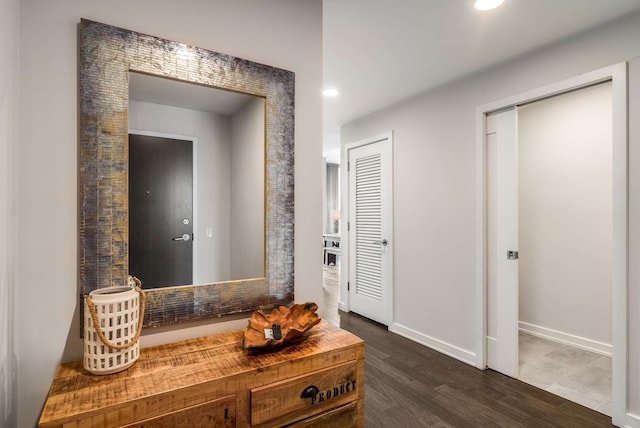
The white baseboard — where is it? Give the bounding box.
[519,321,612,357]
[625,413,640,428]
[390,322,476,366]
[337,301,348,312]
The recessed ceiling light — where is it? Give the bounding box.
[475,0,504,11]
[323,88,340,97]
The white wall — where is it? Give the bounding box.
[0,0,19,425]
[628,56,640,426]
[341,11,640,418]
[230,97,265,280]
[518,83,612,347]
[17,1,322,426]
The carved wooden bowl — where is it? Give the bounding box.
[243,302,321,350]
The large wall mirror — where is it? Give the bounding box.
[79,19,294,328]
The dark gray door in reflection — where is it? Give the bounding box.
[129,134,193,288]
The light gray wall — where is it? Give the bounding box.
[128,100,234,284]
[518,83,613,346]
[0,0,18,425]
[230,97,265,280]
[17,1,322,426]
[341,11,640,417]
[628,55,640,424]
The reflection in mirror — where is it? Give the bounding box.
[128,72,265,288]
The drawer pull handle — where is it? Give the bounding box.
[301,385,319,399]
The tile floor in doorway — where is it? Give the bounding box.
[518,332,612,416]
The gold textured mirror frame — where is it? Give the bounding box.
[79,19,294,328]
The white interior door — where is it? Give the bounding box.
[486,109,519,378]
[477,63,627,425]
[348,133,393,325]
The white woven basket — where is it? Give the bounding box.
[83,285,144,375]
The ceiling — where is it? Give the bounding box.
[322,0,640,156]
[129,72,257,115]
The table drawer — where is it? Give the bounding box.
[251,361,359,426]
[121,395,235,428]
[284,402,358,428]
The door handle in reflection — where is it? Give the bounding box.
[173,234,191,241]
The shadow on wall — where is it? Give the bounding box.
[0,356,18,428]
[0,280,17,427]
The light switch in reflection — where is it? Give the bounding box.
[206,227,213,238]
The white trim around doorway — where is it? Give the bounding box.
[474,62,628,426]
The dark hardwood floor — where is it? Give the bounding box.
[337,311,612,428]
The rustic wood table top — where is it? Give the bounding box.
[39,320,364,427]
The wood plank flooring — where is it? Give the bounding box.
[336,311,613,427]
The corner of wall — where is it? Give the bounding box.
[0,0,20,425]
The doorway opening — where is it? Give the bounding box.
[476,63,627,425]
[515,82,613,415]
[322,155,342,326]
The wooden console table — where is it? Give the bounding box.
[39,320,364,427]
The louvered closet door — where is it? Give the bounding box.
[348,133,393,325]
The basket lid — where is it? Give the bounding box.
[88,286,137,299]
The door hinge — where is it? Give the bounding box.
[347,221,350,231]
[347,281,350,291]
[347,161,350,172]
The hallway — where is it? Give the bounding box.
[322,266,611,427]
[322,263,340,326]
